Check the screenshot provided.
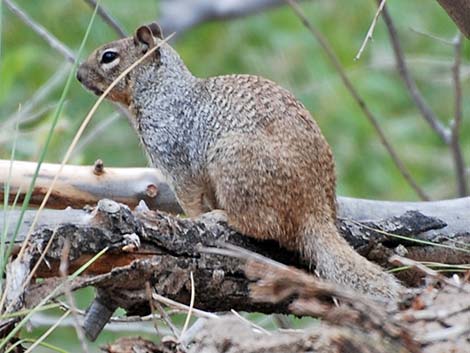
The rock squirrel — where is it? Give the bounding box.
[77,23,402,302]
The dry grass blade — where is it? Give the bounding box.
[180,271,195,340]
[152,293,218,320]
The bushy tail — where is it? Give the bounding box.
[300,216,403,302]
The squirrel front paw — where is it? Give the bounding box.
[195,209,228,228]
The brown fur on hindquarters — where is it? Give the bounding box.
[77,22,403,302]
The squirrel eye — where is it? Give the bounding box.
[101,51,119,64]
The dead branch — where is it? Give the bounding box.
[3,0,76,63]
[2,159,470,238]
[2,198,470,312]
[2,160,470,273]
[2,195,470,347]
[103,249,470,353]
[0,160,182,214]
[82,0,126,38]
[158,0,288,36]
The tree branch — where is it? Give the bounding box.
[82,0,127,38]
[284,0,430,200]
[158,0,287,36]
[380,3,451,144]
[3,0,76,63]
[3,201,470,351]
[450,32,468,196]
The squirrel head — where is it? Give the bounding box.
[77,23,164,106]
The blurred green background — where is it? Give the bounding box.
[0,0,468,351]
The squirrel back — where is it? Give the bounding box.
[77,23,402,302]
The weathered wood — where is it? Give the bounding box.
[2,159,470,243]
[2,198,470,349]
[2,198,467,314]
[0,159,183,214]
[103,255,470,353]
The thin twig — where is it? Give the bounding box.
[284,0,430,200]
[381,3,451,144]
[82,0,126,38]
[355,0,387,60]
[450,32,468,196]
[3,0,75,63]
[152,293,218,320]
[1,65,69,130]
[153,298,181,338]
[57,301,182,322]
[396,300,470,322]
[145,282,162,335]
[230,309,271,335]
[409,27,454,46]
[59,238,90,353]
[419,322,470,344]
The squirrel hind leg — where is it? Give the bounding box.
[206,133,305,247]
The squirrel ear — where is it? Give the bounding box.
[134,25,155,52]
[148,22,163,39]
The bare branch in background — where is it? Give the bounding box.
[284,0,430,200]
[4,0,134,139]
[450,32,468,196]
[72,112,121,157]
[1,65,69,131]
[158,0,288,35]
[409,27,454,46]
[380,3,451,144]
[3,0,76,63]
[82,0,126,38]
[355,0,387,61]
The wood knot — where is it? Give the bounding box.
[93,159,105,175]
